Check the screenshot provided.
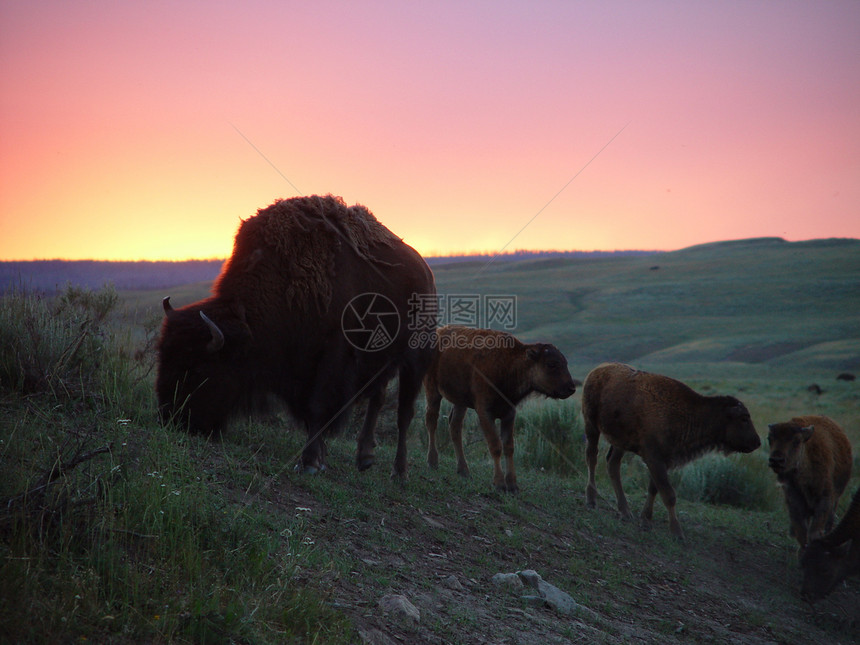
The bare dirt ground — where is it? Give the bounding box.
[227,433,860,645]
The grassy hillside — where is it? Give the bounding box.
[1,237,858,643]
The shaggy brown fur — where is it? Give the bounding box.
[801,487,860,602]
[424,325,576,492]
[583,363,761,539]
[767,415,852,547]
[215,195,401,313]
[156,195,436,477]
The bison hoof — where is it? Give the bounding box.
[669,525,686,541]
[357,455,376,471]
[295,462,327,475]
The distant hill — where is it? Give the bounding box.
[0,250,655,293]
[2,238,856,293]
[424,249,655,266]
[0,260,225,293]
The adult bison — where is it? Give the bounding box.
[767,415,852,547]
[583,362,761,539]
[424,325,577,492]
[800,487,860,602]
[156,195,437,476]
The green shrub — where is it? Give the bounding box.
[672,452,778,511]
[515,397,584,477]
[0,285,118,398]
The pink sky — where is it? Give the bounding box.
[1,1,858,260]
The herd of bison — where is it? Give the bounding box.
[155,195,858,604]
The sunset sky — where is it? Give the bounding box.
[2,1,858,260]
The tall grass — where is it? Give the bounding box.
[0,285,116,395]
[515,397,585,477]
[0,287,350,643]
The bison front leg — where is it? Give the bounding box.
[477,408,506,492]
[644,459,683,540]
[299,424,328,475]
[584,418,600,508]
[807,496,836,545]
[499,412,518,493]
[783,484,811,547]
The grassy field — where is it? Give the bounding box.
[1,237,858,643]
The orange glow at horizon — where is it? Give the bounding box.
[2,2,859,262]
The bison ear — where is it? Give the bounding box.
[162,296,174,315]
[799,425,815,442]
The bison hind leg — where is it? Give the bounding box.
[391,361,425,480]
[424,389,442,470]
[606,446,634,522]
[356,384,386,472]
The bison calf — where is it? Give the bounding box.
[767,415,852,548]
[800,486,860,602]
[583,363,761,539]
[424,325,576,492]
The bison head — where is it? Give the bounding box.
[156,297,252,433]
[766,421,814,476]
[526,344,577,400]
[721,399,761,454]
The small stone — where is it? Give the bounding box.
[442,574,464,591]
[517,569,543,588]
[378,594,420,625]
[492,572,524,591]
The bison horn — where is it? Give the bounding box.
[162,296,174,314]
[200,311,225,353]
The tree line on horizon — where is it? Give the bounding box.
[0,251,656,293]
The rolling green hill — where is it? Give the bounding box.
[4,237,858,643]
[431,237,860,375]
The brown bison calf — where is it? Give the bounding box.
[800,486,860,602]
[583,363,761,539]
[424,325,577,492]
[767,415,852,547]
